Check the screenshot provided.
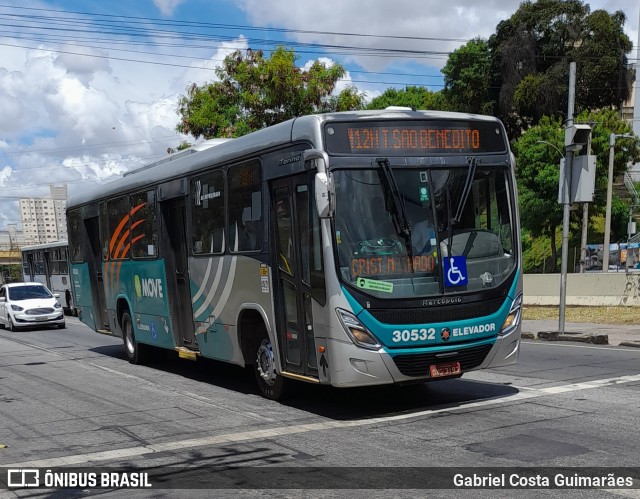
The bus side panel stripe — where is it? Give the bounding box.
[193,258,224,318]
[191,258,213,303]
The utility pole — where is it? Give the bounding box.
[603,133,616,272]
[559,62,576,334]
[580,203,588,272]
[603,132,634,272]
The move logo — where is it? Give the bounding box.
[134,275,164,298]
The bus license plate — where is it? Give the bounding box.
[429,361,461,378]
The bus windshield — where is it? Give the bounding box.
[333,165,516,298]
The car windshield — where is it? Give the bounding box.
[332,166,516,298]
[8,285,52,300]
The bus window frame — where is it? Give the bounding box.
[189,168,227,258]
[105,195,131,262]
[227,159,263,254]
[130,189,159,260]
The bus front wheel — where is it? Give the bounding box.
[122,311,145,364]
[254,338,288,400]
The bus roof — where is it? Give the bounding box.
[67,109,503,209]
[20,241,69,252]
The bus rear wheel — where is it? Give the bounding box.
[254,338,288,400]
[122,311,145,364]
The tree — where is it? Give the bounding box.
[441,38,492,114]
[487,0,633,136]
[513,110,640,271]
[176,47,364,139]
[366,86,449,111]
[512,116,565,271]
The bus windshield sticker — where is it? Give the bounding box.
[356,277,394,293]
[444,255,468,287]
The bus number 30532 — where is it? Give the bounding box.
[392,328,436,342]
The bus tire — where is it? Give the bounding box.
[254,338,288,401]
[122,311,145,364]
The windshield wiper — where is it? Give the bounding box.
[376,158,413,261]
[376,158,411,238]
[453,157,477,224]
[445,157,477,256]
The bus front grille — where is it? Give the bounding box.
[368,297,504,325]
[392,343,493,377]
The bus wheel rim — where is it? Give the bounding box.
[125,325,135,354]
[256,340,276,386]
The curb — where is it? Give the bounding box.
[619,341,640,349]
[524,331,609,345]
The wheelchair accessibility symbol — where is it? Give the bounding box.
[444,256,468,287]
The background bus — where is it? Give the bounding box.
[21,240,76,316]
[67,109,522,400]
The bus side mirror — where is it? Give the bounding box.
[305,148,332,219]
[315,172,332,218]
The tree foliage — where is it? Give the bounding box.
[366,86,449,111]
[176,47,364,139]
[486,0,633,136]
[441,38,492,114]
[513,110,640,271]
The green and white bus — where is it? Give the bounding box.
[67,109,522,399]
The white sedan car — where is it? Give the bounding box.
[0,282,66,331]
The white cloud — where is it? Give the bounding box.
[236,0,639,72]
[0,165,12,187]
[153,0,186,16]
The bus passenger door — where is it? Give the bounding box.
[270,173,318,378]
[84,217,109,330]
[160,197,196,350]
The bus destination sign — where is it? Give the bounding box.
[325,121,507,155]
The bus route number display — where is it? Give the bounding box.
[325,121,507,155]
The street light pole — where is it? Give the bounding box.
[559,62,576,334]
[603,133,634,273]
[602,133,616,272]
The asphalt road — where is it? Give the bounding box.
[0,318,639,498]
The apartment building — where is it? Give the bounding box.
[19,184,68,246]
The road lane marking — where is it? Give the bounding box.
[5,372,640,469]
[524,342,640,353]
[0,333,275,424]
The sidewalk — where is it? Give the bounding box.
[522,320,640,347]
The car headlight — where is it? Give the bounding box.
[10,304,23,312]
[336,308,381,350]
[499,293,522,336]
[54,302,62,309]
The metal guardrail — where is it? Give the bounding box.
[624,172,640,204]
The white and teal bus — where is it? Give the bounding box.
[21,240,76,315]
[67,109,522,399]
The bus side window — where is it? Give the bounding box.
[130,190,158,259]
[191,170,225,255]
[228,160,262,253]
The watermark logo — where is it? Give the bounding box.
[7,469,39,487]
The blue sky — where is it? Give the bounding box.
[0,0,638,233]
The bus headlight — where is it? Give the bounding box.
[499,293,522,336]
[336,308,381,351]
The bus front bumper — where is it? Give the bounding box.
[325,327,521,388]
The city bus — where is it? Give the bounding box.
[66,109,522,400]
[21,240,76,315]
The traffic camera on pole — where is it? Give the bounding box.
[558,124,595,204]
